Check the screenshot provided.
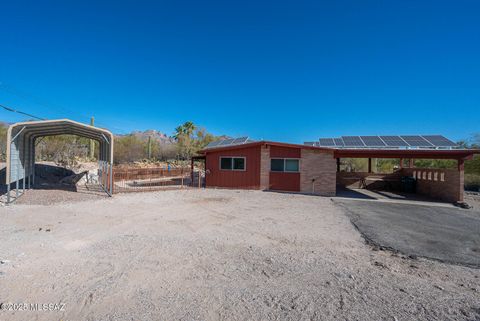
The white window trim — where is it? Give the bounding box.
[270,158,300,173]
[219,156,246,171]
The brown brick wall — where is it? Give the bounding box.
[259,145,270,190]
[401,168,464,202]
[300,149,336,196]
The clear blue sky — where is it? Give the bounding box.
[1,0,479,143]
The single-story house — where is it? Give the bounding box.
[194,136,479,203]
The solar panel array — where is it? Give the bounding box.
[204,137,254,149]
[306,135,457,149]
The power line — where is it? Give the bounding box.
[0,82,130,134]
[0,103,46,120]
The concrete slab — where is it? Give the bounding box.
[334,198,480,267]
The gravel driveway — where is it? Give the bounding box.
[1,189,479,321]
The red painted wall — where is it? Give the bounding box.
[268,145,301,191]
[270,145,301,158]
[205,145,261,189]
[269,172,300,191]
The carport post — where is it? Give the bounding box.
[22,135,26,193]
[109,161,113,196]
[336,158,340,172]
[368,158,372,173]
[409,158,414,168]
[7,183,10,203]
[458,159,465,202]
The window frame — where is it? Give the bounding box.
[219,156,247,171]
[270,158,300,173]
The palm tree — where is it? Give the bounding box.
[174,121,196,140]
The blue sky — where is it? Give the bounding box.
[1,0,479,143]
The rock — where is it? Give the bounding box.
[434,285,444,291]
[374,261,387,268]
[454,201,472,209]
[408,254,418,260]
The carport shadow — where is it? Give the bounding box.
[335,187,377,200]
[1,164,107,201]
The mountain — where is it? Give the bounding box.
[118,129,175,144]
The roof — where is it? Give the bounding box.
[199,140,480,160]
[6,118,113,141]
[199,140,339,154]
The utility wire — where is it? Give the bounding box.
[0,103,46,120]
[0,82,130,134]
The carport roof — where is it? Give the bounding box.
[332,148,480,160]
[7,118,113,141]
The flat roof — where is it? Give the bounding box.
[199,140,480,160]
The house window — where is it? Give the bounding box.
[270,158,300,172]
[220,157,246,171]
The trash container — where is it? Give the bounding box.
[401,176,416,193]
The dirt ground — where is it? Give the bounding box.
[0,189,479,321]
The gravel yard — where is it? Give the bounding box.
[0,189,479,321]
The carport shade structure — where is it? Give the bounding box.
[5,119,114,204]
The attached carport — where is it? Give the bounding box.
[334,149,479,203]
[5,119,114,204]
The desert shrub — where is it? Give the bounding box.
[114,135,146,164]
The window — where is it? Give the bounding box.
[285,159,299,172]
[220,157,246,170]
[271,159,299,172]
[233,157,245,170]
[220,157,232,170]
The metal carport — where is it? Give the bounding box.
[5,119,114,204]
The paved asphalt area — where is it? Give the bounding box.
[334,199,480,267]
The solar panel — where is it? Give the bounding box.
[360,136,386,147]
[204,137,255,149]
[308,134,457,149]
[422,135,457,147]
[333,138,345,147]
[232,137,248,144]
[219,138,235,146]
[205,140,221,148]
[319,138,335,146]
[401,135,433,147]
[342,136,365,147]
[379,136,409,147]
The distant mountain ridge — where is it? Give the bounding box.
[117,129,175,144]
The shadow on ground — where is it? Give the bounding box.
[1,164,107,205]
